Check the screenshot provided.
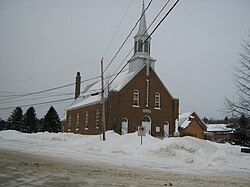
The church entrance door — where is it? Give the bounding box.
[121,118,128,135]
[142,116,151,135]
[164,121,169,137]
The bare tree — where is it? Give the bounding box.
[225,33,250,118]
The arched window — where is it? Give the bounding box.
[96,109,100,129]
[142,115,151,135]
[133,89,140,107]
[155,92,160,109]
[142,115,151,122]
[85,111,89,129]
[122,118,128,122]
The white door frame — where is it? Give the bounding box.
[121,118,128,135]
[164,121,169,138]
[142,115,151,135]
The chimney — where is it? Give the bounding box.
[75,72,81,99]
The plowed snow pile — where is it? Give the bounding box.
[0,130,249,173]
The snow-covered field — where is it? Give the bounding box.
[0,130,249,175]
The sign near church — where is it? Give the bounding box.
[138,126,146,145]
[138,126,146,136]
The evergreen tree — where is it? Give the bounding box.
[23,107,38,133]
[7,107,24,131]
[0,118,6,131]
[42,106,61,133]
[203,117,209,124]
[37,118,44,132]
[234,115,250,146]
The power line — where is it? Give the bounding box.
[0,0,180,112]
[103,0,154,73]
[0,58,100,87]
[0,82,75,102]
[0,87,103,111]
[107,0,180,88]
[0,97,74,111]
[110,0,172,78]
[0,71,122,111]
[103,0,134,58]
[0,92,75,104]
[0,75,101,103]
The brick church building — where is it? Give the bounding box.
[61,3,179,138]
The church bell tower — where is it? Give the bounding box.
[128,1,156,73]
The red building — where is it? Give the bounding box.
[61,3,179,138]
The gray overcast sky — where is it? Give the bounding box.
[0,0,250,120]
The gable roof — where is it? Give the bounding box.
[66,64,178,111]
[179,112,207,131]
[109,69,138,92]
[66,68,139,111]
[179,112,193,129]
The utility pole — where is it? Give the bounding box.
[101,58,106,141]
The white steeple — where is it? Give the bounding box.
[135,1,149,38]
[128,0,156,73]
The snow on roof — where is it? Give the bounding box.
[60,115,66,122]
[66,94,101,111]
[66,69,137,110]
[206,124,233,132]
[109,69,137,91]
[179,112,193,129]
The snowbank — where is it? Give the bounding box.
[0,130,249,173]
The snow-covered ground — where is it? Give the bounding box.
[0,130,249,174]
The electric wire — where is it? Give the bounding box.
[0,58,100,87]
[0,75,101,103]
[110,0,172,78]
[103,0,153,73]
[0,92,75,104]
[0,97,75,110]
[103,0,134,58]
[0,71,124,111]
[0,0,180,112]
[107,0,180,89]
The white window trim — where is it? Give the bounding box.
[155,92,161,109]
[133,89,140,107]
